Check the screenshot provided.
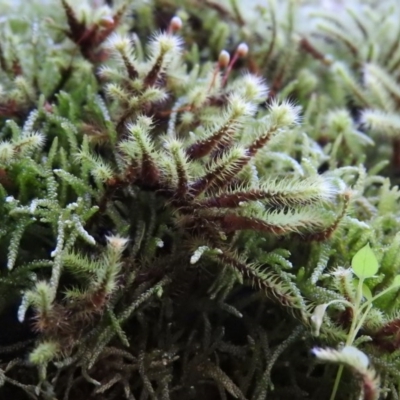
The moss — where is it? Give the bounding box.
[0,1,399,399]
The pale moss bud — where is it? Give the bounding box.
[236,73,269,103]
[269,99,300,127]
[137,114,154,131]
[169,16,183,32]
[0,142,14,163]
[218,50,230,68]
[229,94,256,118]
[152,33,183,55]
[331,266,352,278]
[97,65,114,80]
[326,109,352,134]
[236,42,249,58]
[30,281,53,313]
[100,15,114,28]
[106,33,133,55]
[180,111,195,126]
[106,235,129,252]
[29,341,59,365]
[164,137,183,152]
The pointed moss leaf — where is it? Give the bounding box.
[351,243,379,279]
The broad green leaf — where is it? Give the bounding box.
[351,243,379,279]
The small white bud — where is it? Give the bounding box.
[106,235,129,252]
[236,43,249,58]
[100,15,114,28]
[169,16,183,32]
[218,50,230,68]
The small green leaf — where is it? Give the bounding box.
[353,279,373,301]
[351,243,379,279]
[391,275,400,288]
[362,284,372,301]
